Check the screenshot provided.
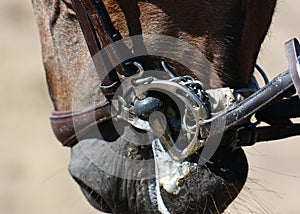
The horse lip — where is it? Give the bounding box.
[72,176,113,213]
[69,135,248,213]
[151,138,198,195]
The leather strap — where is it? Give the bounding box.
[71,0,119,98]
[50,0,132,147]
[233,39,300,146]
[237,123,300,146]
[256,95,300,123]
[78,0,133,77]
[51,1,300,148]
[71,0,134,99]
[50,102,113,147]
[202,69,295,135]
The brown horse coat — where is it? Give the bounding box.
[33,0,277,213]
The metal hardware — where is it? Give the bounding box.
[113,62,210,160]
[53,0,300,152]
[286,39,300,98]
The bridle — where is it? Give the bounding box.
[50,0,300,160]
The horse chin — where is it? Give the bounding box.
[68,130,248,214]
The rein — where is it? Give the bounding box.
[50,0,300,160]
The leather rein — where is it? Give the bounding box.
[50,0,300,159]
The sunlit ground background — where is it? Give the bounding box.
[0,0,299,213]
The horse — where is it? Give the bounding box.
[32,0,278,213]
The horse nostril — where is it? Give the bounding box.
[134,95,166,120]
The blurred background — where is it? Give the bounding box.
[0,0,299,213]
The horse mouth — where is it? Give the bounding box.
[68,122,248,213]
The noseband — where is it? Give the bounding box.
[50,0,300,160]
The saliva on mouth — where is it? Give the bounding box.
[120,71,240,200]
[130,90,202,196]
